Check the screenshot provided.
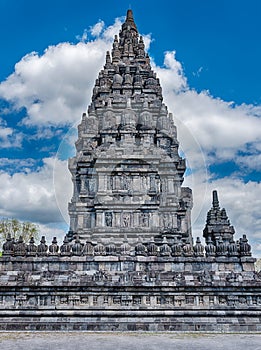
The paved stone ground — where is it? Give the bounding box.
[0,332,260,350]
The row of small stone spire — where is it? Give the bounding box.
[2,234,251,257]
[92,63,162,103]
[95,64,160,88]
[110,34,148,64]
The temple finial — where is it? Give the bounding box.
[125,9,137,30]
[212,190,219,209]
[126,9,134,21]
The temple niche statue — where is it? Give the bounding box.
[68,9,192,246]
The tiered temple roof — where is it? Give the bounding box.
[68,9,192,245]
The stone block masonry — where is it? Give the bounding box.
[0,9,260,331]
[0,252,260,331]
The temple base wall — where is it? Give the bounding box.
[0,309,260,332]
[0,255,260,332]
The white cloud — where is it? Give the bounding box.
[0,125,22,148]
[0,42,106,126]
[90,20,105,37]
[0,158,36,174]
[236,153,261,172]
[0,126,12,139]
[0,16,151,130]
[142,34,153,52]
[152,51,187,93]
[76,28,88,42]
[0,156,71,244]
[154,51,261,168]
[192,66,203,77]
[0,157,64,223]
[0,19,122,129]
[102,17,123,41]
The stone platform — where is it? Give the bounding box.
[0,253,260,332]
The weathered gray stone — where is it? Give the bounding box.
[0,9,260,332]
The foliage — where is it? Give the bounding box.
[0,218,39,244]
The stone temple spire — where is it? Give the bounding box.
[203,190,235,245]
[68,10,193,245]
[212,190,220,209]
[90,9,162,107]
[124,9,137,31]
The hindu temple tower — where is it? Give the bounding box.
[0,9,259,332]
[68,9,193,246]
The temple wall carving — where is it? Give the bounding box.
[0,9,259,332]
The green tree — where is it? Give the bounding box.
[0,218,39,244]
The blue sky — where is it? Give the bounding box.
[1,0,261,104]
[0,0,260,255]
